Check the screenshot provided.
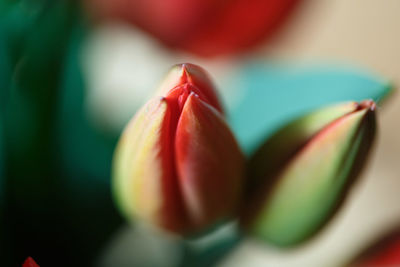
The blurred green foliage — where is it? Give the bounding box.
[0,1,122,266]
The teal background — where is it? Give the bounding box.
[226,63,392,155]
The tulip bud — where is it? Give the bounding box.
[113,64,244,236]
[241,100,376,246]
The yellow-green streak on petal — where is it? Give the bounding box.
[113,98,167,223]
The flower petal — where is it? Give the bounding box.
[113,97,187,233]
[175,93,244,230]
[247,101,361,195]
[243,101,376,246]
[157,63,223,113]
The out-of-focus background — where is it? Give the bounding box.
[1,0,399,266]
[219,1,400,266]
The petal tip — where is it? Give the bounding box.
[359,99,376,111]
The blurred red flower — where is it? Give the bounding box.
[86,0,300,57]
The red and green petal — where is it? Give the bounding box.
[243,101,376,246]
[175,93,244,230]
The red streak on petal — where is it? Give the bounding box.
[22,257,39,267]
[160,79,231,233]
[159,85,199,233]
[301,101,375,153]
[157,97,188,233]
[175,93,244,228]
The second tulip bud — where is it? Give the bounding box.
[113,64,244,236]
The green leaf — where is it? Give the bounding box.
[225,63,393,155]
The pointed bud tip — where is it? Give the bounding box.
[180,63,189,80]
[181,63,189,71]
[173,63,193,79]
[358,99,376,111]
